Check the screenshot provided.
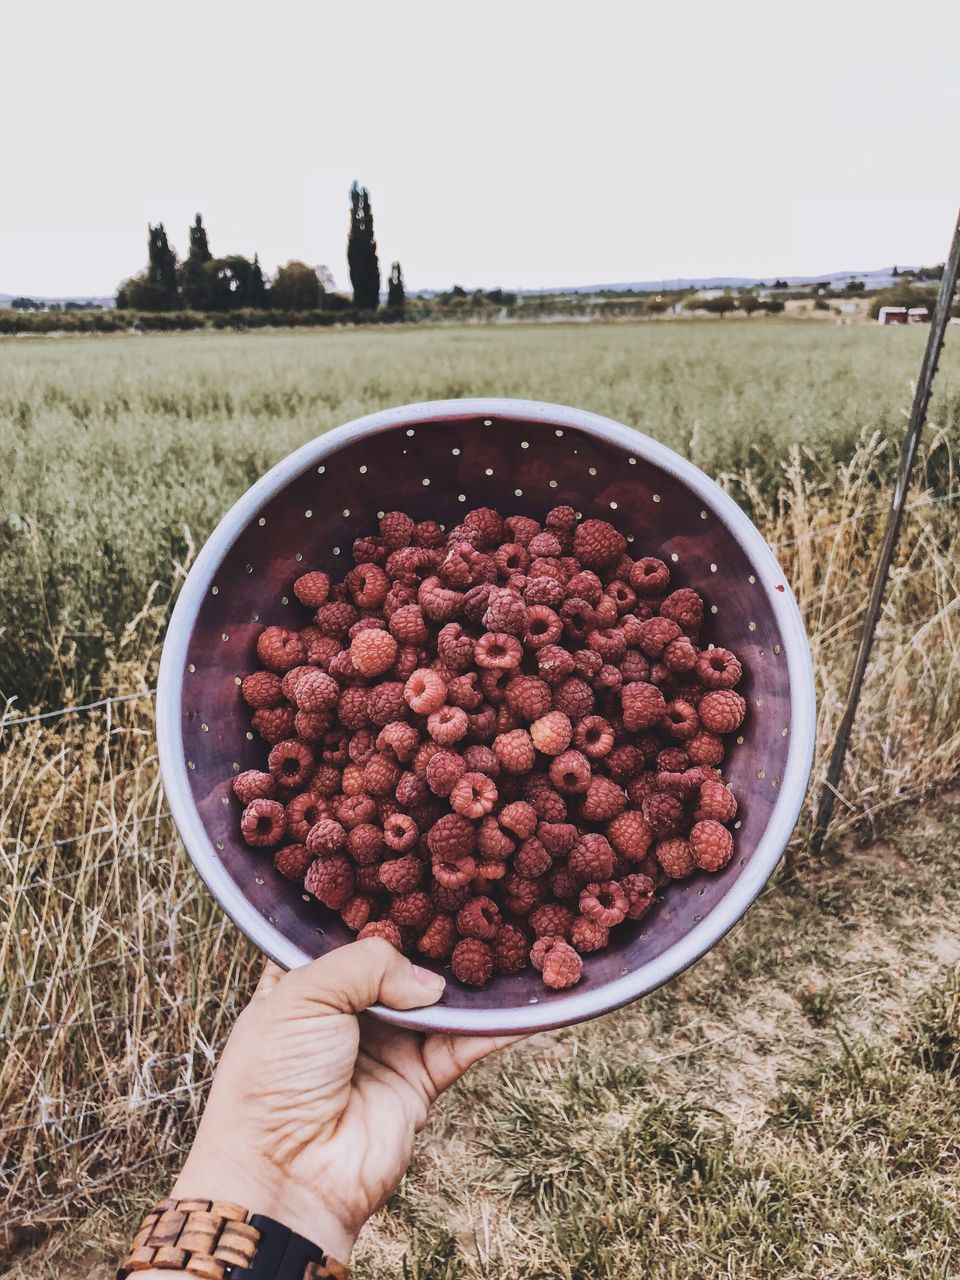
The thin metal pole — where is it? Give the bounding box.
[810,209,960,856]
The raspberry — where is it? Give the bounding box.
[605,744,646,780]
[305,853,355,908]
[661,699,700,741]
[605,580,637,616]
[403,668,447,715]
[383,583,416,619]
[362,753,401,796]
[656,838,696,879]
[579,880,628,927]
[341,894,375,932]
[388,546,438,587]
[427,704,469,746]
[414,519,445,549]
[418,576,464,623]
[380,510,415,548]
[450,771,498,819]
[690,820,734,872]
[502,871,547,915]
[381,811,418,852]
[494,729,536,774]
[539,938,583,990]
[527,531,562,558]
[572,715,614,759]
[451,938,494,987]
[529,903,575,939]
[379,854,423,894]
[346,562,389,609]
[267,740,314,790]
[696,647,742,690]
[420,752,462,799]
[457,895,502,940]
[629,557,670,597]
[285,791,327,842]
[436,622,474,671]
[477,816,516,860]
[306,818,346,856]
[494,542,531,576]
[337,688,370,731]
[621,873,656,920]
[432,881,471,913]
[530,710,573,755]
[540,505,574,535]
[642,792,683,839]
[310,763,342,797]
[355,863,384,895]
[347,823,385,865]
[417,913,458,960]
[232,770,277,804]
[523,606,563,650]
[427,813,476,860]
[657,747,689,772]
[293,570,331,608]
[376,721,419,763]
[240,671,284,709]
[620,650,650,684]
[569,832,614,882]
[358,919,403,948]
[273,843,313,882]
[580,776,627,821]
[256,627,306,673]
[315,601,359,638]
[621,681,666,731]
[462,744,499,777]
[366,682,408,726]
[663,636,698,674]
[694,781,738,824]
[560,598,597,644]
[492,923,529,974]
[524,575,565,608]
[466,705,497,743]
[587,627,627,664]
[505,675,552,722]
[388,603,429,646]
[350,628,398,677]
[441,541,494,588]
[474,631,524,670]
[699,691,746,734]
[548,862,580,900]
[687,731,725,767]
[660,587,703,636]
[548,750,591,794]
[563,571,600,607]
[293,670,339,714]
[387,892,432,932]
[482,588,526,635]
[637,617,682,658]
[571,518,625,569]
[536,645,576,685]
[334,793,377,829]
[571,914,609,953]
[463,505,504,548]
[554,676,594,719]
[538,821,578,857]
[514,836,553,878]
[353,534,387,565]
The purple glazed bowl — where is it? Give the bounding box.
[156,398,815,1034]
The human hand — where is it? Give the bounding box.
[168,938,514,1263]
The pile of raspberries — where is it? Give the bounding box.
[230,506,745,991]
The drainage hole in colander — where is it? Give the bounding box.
[188,760,195,770]
[653,494,661,503]
[359,465,367,474]
[484,467,493,476]
[588,467,597,476]
[317,465,325,474]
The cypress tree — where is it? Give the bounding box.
[248,254,267,308]
[181,213,213,309]
[147,223,179,304]
[347,181,381,310]
[387,261,405,310]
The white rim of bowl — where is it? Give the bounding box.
[157,398,816,1034]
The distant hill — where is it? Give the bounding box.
[516,267,907,295]
[0,294,115,308]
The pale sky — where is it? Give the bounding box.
[2,0,958,297]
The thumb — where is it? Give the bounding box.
[283,937,446,1016]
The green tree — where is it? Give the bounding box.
[739,293,760,315]
[204,256,265,310]
[180,213,213,309]
[347,182,381,310]
[147,223,179,304]
[248,255,267,308]
[387,261,405,310]
[271,261,322,310]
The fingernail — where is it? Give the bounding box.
[412,964,446,992]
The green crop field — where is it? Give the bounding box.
[2,320,960,1279]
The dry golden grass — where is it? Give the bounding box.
[2,427,958,1274]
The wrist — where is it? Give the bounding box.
[172,1149,358,1264]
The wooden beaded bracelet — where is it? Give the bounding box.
[117,1198,348,1279]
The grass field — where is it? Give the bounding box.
[2,320,960,1278]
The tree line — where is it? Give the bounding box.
[116,182,405,314]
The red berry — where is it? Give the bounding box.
[451,938,494,987]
